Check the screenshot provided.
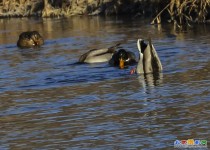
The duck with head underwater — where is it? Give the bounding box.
[17,31,44,48]
[130,38,162,74]
[109,48,137,69]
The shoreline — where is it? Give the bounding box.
[0,0,210,27]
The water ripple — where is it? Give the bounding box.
[0,17,210,149]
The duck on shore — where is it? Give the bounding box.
[131,38,162,74]
[17,31,44,48]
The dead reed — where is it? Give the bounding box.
[151,0,210,27]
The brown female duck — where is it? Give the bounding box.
[17,31,44,48]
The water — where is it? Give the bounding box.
[0,16,210,149]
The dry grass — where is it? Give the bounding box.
[151,0,210,27]
[1,0,210,26]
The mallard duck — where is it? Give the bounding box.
[17,31,44,48]
[130,38,162,74]
[78,43,120,63]
[109,49,137,69]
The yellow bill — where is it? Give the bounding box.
[119,58,125,69]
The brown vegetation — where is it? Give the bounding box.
[151,0,210,28]
[0,0,210,26]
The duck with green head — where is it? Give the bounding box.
[78,43,137,69]
[109,49,137,69]
[17,31,44,48]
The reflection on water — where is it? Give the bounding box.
[0,16,210,149]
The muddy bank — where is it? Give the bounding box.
[0,0,210,26]
[0,0,163,17]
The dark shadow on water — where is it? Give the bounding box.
[18,48,41,59]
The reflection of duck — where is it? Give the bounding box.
[109,49,136,69]
[131,38,162,74]
[78,43,120,63]
[17,31,44,48]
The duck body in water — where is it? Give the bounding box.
[78,43,120,63]
[17,31,44,48]
[78,43,137,69]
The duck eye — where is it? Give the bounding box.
[34,34,37,39]
[121,53,128,59]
